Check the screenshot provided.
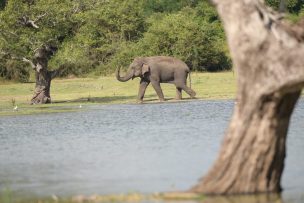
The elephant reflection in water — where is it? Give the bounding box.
[116,56,196,103]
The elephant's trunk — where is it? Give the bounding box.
[116,66,134,82]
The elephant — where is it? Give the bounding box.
[116,56,196,102]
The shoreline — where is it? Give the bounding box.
[0,72,237,116]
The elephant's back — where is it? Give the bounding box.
[147,56,190,71]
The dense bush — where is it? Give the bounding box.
[144,0,199,13]
[0,59,30,82]
[50,0,146,75]
[140,2,230,71]
[106,2,230,72]
[0,0,5,10]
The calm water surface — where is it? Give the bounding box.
[0,100,303,202]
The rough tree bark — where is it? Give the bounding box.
[191,0,304,195]
[23,46,63,104]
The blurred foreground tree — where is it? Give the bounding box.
[191,0,304,194]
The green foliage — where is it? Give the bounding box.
[107,1,230,72]
[0,0,6,10]
[265,0,304,22]
[0,0,233,81]
[0,0,82,80]
[265,0,304,13]
[144,0,199,13]
[0,0,77,55]
[0,59,30,82]
[50,0,146,76]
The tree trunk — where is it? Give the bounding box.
[191,0,304,195]
[28,45,61,104]
[31,69,58,104]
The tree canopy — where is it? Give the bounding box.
[0,0,302,81]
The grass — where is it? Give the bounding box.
[0,71,237,116]
[0,191,285,203]
[0,192,204,203]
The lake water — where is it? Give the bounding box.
[0,100,303,202]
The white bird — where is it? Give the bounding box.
[13,105,18,111]
[79,104,82,108]
[51,194,58,201]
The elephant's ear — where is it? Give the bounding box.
[142,64,150,76]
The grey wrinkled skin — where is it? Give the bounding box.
[116,56,196,102]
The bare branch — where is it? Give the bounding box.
[18,16,38,28]
[0,52,38,71]
[0,50,8,56]
[34,13,47,21]
[72,4,81,13]
[22,57,36,69]
[0,50,27,62]
[18,13,46,29]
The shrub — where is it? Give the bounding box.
[107,2,231,72]
[0,59,30,82]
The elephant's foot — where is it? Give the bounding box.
[136,99,144,104]
[175,92,182,100]
[175,95,182,100]
[159,98,165,102]
[190,91,196,99]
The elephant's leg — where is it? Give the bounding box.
[175,87,182,100]
[178,84,196,98]
[151,81,165,102]
[175,79,196,98]
[184,85,196,98]
[137,79,150,103]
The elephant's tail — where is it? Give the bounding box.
[189,71,192,89]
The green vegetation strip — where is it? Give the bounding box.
[1,192,203,203]
[0,72,237,116]
[0,190,283,203]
